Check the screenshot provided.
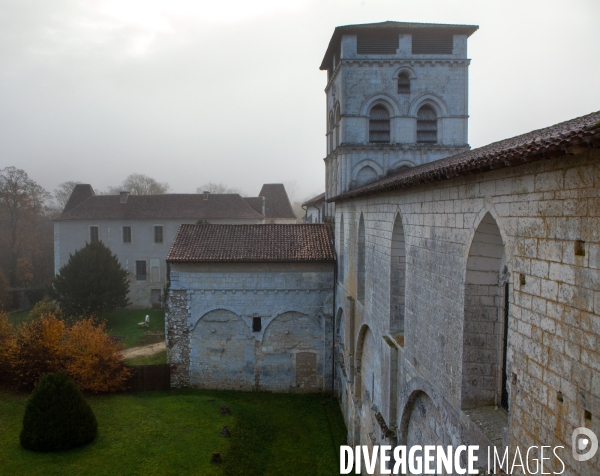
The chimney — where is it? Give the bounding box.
[203,191,210,200]
[120,191,129,203]
[261,196,266,216]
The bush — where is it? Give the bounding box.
[0,311,16,382]
[9,314,130,392]
[20,372,97,452]
[29,298,61,320]
[50,241,130,317]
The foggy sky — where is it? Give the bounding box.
[1,0,599,202]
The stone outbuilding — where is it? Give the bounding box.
[166,224,335,392]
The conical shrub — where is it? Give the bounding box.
[20,372,98,452]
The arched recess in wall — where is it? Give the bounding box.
[335,102,341,147]
[356,166,378,187]
[389,213,407,336]
[338,213,345,281]
[462,212,509,411]
[357,214,366,302]
[399,390,450,447]
[354,324,374,400]
[328,110,334,153]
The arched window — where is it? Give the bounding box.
[335,104,341,147]
[357,214,366,301]
[416,105,437,143]
[398,72,411,94]
[339,214,345,282]
[356,165,378,187]
[369,105,390,143]
[328,110,334,153]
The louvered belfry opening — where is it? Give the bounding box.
[369,105,390,143]
[357,33,398,54]
[412,33,454,54]
[417,105,437,143]
[397,72,410,94]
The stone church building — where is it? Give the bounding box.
[323,21,600,475]
[163,20,599,474]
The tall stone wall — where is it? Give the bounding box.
[166,262,334,393]
[334,148,600,475]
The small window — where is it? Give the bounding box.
[123,226,132,243]
[90,226,99,243]
[398,72,410,94]
[369,105,390,143]
[252,317,262,332]
[154,226,163,244]
[136,261,147,281]
[416,105,437,143]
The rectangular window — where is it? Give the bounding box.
[154,225,163,243]
[122,226,132,243]
[357,33,398,54]
[252,317,262,332]
[412,34,454,54]
[90,226,99,242]
[136,260,147,281]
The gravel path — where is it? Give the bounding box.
[121,341,166,359]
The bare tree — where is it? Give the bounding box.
[196,182,244,195]
[108,174,170,195]
[54,181,82,209]
[0,167,51,286]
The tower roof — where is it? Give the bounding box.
[320,21,479,70]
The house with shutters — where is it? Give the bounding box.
[53,183,296,308]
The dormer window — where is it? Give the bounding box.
[369,105,390,143]
[416,105,437,143]
[398,72,410,94]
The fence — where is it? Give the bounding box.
[126,364,171,392]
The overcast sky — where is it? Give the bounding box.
[1,0,599,202]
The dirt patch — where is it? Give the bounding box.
[121,342,166,359]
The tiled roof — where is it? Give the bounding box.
[63,184,95,214]
[302,192,326,207]
[320,21,479,70]
[258,184,297,219]
[329,110,600,202]
[55,194,264,221]
[167,224,334,263]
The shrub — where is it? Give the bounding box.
[10,315,66,390]
[49,241,130,317]
[9,314,130,392]
[0,311,16,382]
[20,372,97,452]
[64,318,131,393]
[29,298,61,320]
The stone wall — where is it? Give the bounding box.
[166,262,335,392]
[334,147,600,475]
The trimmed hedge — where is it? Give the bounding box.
[20,372,97,452]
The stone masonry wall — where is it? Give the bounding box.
[166,262,334,393]
[335,148,600,475]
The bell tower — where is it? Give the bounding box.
[321,21,478,215]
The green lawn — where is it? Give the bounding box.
[125,349,167,366]
[99,308,165,349]
[0,389,346,476]
[7,308,32,327]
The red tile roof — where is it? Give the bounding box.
[329,110,600,202]
[167,224,334,263]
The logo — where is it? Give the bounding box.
[572,427,598,462]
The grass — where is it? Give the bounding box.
[99,308,165,349]
[0,389,346,476]
[7,308,32,328]
[125,349,167,366]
